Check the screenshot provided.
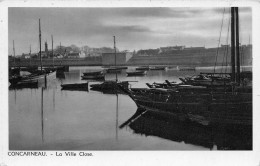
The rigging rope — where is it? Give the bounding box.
[213,8,226,74]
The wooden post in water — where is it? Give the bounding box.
[235,7,240,85]
[231,7,236,82]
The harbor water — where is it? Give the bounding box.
[9,66,252,150]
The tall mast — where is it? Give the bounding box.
[113,36,118,82]
[52,35,54,67]
[235,7,240,84]
[13,40,16,65]
[39,19,42,72]
[231,7,236,82]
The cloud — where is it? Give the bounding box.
[8,7,252,55]
[212,7,251,14]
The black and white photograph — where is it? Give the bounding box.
[1,0,260,165]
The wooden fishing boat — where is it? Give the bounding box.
[10,19,57,86]
[20,66,39,73]
[9,67,20,76]
[109,66,128,70]
[179,74,232,87]
[126,71,147,77]
[146,80,177,89]
[90,80,129,93]
[106,68,122,73]
[9,80,38,89]
[83,71,104,76]
[119,7,252,128]
[81,70,105,80]
[61,82,88,91]
[119,85,252,126]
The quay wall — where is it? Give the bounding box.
[127,46,252,66]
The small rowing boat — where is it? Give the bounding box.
[127,71,147,77]
[61,82,89,91]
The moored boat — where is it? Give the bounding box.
[81,70,105,80]
[83,71,104,76]
[118,85,252,126]
[109,66,128,70]
[81,74,105,80]
[118,7,252,128]
[90,80,129,94]
[179,74,232,87]
[126,71,147,77]
[106,68,122,73]
[61,82,88,91]
[9,80,38,89]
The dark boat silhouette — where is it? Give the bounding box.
[61,82,89,91]
[126,71,147,77]
[121,109,252,150]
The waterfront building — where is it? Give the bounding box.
[45,41,48,57]
[102,52,132,65]
[67,52,80,58]
[160,46,185,52]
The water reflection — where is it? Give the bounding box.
[9,66,252,150]
[53,89,55,111]
[123,109,252,150]
[56,71,65,80]
[41,87,44,143]
[116,94,119,141]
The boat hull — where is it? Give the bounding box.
[81,75,105,80]
[123,87,252,127]
[61,83,88,91]
[127,71,147,77]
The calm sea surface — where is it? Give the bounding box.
[9,66,252,150]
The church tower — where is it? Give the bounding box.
[45,41,48,56]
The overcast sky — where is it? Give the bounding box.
[8,7,252,55]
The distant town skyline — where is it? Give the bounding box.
[9,7,252,56]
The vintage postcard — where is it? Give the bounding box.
[0,0,260,166]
